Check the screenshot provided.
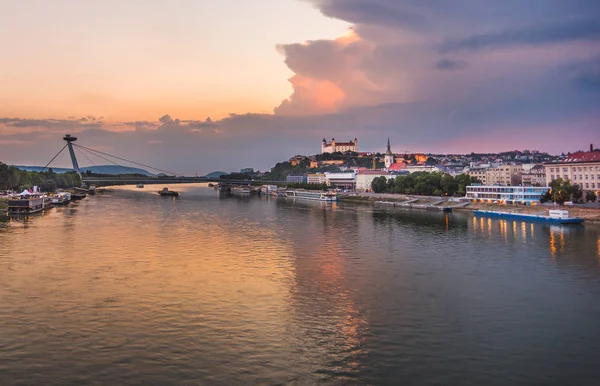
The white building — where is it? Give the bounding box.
[405,165,444,173]
[306,173,326,184]
[355,171,391,191]
[544,146,600,193]
[384,138,394,169]
[321,138,358,153]
[466,185,549,204]
[325,172,356,190]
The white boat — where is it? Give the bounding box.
[136,184,144,188]
[285,190,337,202]
[232,186,251,195]
[51,192,71,205]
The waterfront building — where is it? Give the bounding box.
[356,170,391,191]
[466,185,549,205]
[544,145,600,193]
[306,173,326,184]
[321,138,358,154]
[384,138,394,169]
[521,164,546,186]
[286,175,307,184]
[405,164,444,174]
[325,172,356,190]
[486,165,523,186]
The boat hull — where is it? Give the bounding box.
[474,210,584,224]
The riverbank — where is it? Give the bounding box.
[339,193,600,223]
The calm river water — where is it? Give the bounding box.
[1,184,600,385]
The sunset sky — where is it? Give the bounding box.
[1,0,599,174]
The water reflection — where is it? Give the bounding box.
[1,185,600,385]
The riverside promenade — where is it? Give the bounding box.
[339,193,600,223]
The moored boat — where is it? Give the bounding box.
[473,209,584,224]
[51,192,71,205]
[285,189,337,202]
[159,187,179,197]
[8,195,45,215]
[136,184,144,188]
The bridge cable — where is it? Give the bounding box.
[74,146,97,167]
[74,144,179,176]
[41,144,68,173]
[75,145,144,176]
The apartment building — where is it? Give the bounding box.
[544,147,600,192]
[486,165,523,186]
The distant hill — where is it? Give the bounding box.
[13,165,155,176]
[204,171,228,178]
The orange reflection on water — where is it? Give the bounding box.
[521,222,527,239]
[487,218,492,236]
[530,223,535,239]
[549,230,557,258]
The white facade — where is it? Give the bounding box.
[405,165,444,173]
[466,185,550,204]
[544,154,600,193]
[306,173,326,184]
[321,138,358,153]
[355,172,391,191]
[325,172,356,189]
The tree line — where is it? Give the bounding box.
[543,178,596,203]
[0,162,81,192]
[371,172,479,196]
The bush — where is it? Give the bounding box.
[586,191,597,203]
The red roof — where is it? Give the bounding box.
[389,163,406,171]
[550,151,600,164]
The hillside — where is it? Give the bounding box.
[204,171,229,178]
[13,165,155,176]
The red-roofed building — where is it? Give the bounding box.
[388,163,406,171]
[544,145,600,192]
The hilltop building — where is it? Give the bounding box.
[321,138,358,154]
[544,144,600,192]
[384,138,394,169]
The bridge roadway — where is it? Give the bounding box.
[81,176,262,186]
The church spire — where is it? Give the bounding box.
[386,138,392,155]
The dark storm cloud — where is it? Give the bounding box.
[440,17,600,53]
[317,0,426,29]
[435,58,468,71]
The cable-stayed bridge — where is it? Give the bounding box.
[42,134,258,186]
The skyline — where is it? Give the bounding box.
[1,0,599,174]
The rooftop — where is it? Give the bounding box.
[547,151,600,164]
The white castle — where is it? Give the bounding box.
[321,138,358,154]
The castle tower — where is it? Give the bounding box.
[384,138,394,169]
[321,138,327,153]
[331,138,336,153]
[354,137,358,152]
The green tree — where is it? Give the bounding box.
[549,178,571,204]
[570,184,583,203]
[586,191,597,202]
[371,176,388,193]
[42,179,57,192]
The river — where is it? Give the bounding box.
[1,184,599,385]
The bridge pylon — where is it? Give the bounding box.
[63,134,82,179]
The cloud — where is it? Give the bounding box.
[2,0,599,172]
[435,58,468,71]
[440,17,600,53]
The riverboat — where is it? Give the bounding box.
[7,196,45,215]
[232,186,252,195]
[473,209,584,224]
[285,190,338,202]
[51,192,71,205]
[159,187,179,197]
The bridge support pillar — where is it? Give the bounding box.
[63,134,82,182]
